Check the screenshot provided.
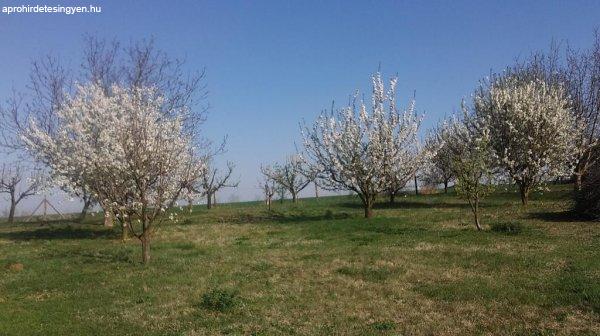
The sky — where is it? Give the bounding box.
[1,0,599,214]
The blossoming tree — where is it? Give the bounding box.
[382,101,428,204]
[0,35,207,223]
[262,155,314,203]
[23,83,203,263]
[445,112,495,230]
[473,75,578,205]
[564,32,600,190]
[302,72,428,218]
[423,121,455,193]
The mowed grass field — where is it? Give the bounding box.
[0,185,599,335]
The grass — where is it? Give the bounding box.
[0,184,598,335]
[490,221,523,234]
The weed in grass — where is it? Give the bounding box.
[350,235,377,246]
[371,320,395,331]
[170,242,197,250]
[299,253,321,260]
[336,265,400,282]
[80,248,134,263]
[251,261,273,272]
[234,236,251,245]
[5,262,24,272]
[181,218,194,225]
[364,225,426,235]
[491,221,523,234]
[200,288,238,312]
[135,294,154,304]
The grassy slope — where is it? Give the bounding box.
[0,185,598,335]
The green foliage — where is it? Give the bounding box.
[200,288,238,312]
[452,137,495,204]
[448,123,495,230]
[371,320,395,331]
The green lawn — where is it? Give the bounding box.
[0,185,599,335]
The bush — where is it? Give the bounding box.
[575,161,600,219]
[491,221,522,234]
[200,288,238,312]
[371,321,395,331]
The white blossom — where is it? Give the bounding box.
[22,83,204,263]
[473,76,578,204]
[301,72,428,217]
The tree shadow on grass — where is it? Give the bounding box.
[43,246,136,264]
[528,210,593,223]
[1,218,80,228]
[267,210,353,224]
[215,210,355,225]
[0,225,119,241]
[340,200,470,210]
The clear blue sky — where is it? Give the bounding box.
[1,0,599,212]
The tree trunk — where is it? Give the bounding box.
[187,196,194,213]
[8,198,16,224]
[103,210,114,228]
[474,212,482,231]
[266,197,272,211]
[292,192,297,203]
[206,192,212,209]
[575,173,582,191]
[121,221,128,241]
[519,184,529,206]
[141,232,150,264]
[79,198,92,223]
[389,192,396,204]
[314,183,319,198]
[444,181,448,193]
[469,199,483,231]
[363,198,373,218]
[364,205,373,218]
[414,174,419,195]
[474,201,482,231]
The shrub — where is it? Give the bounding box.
[575,160,600,219]
[491,221,522,234]
[200,288,238,312]
[371,321,395,331]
